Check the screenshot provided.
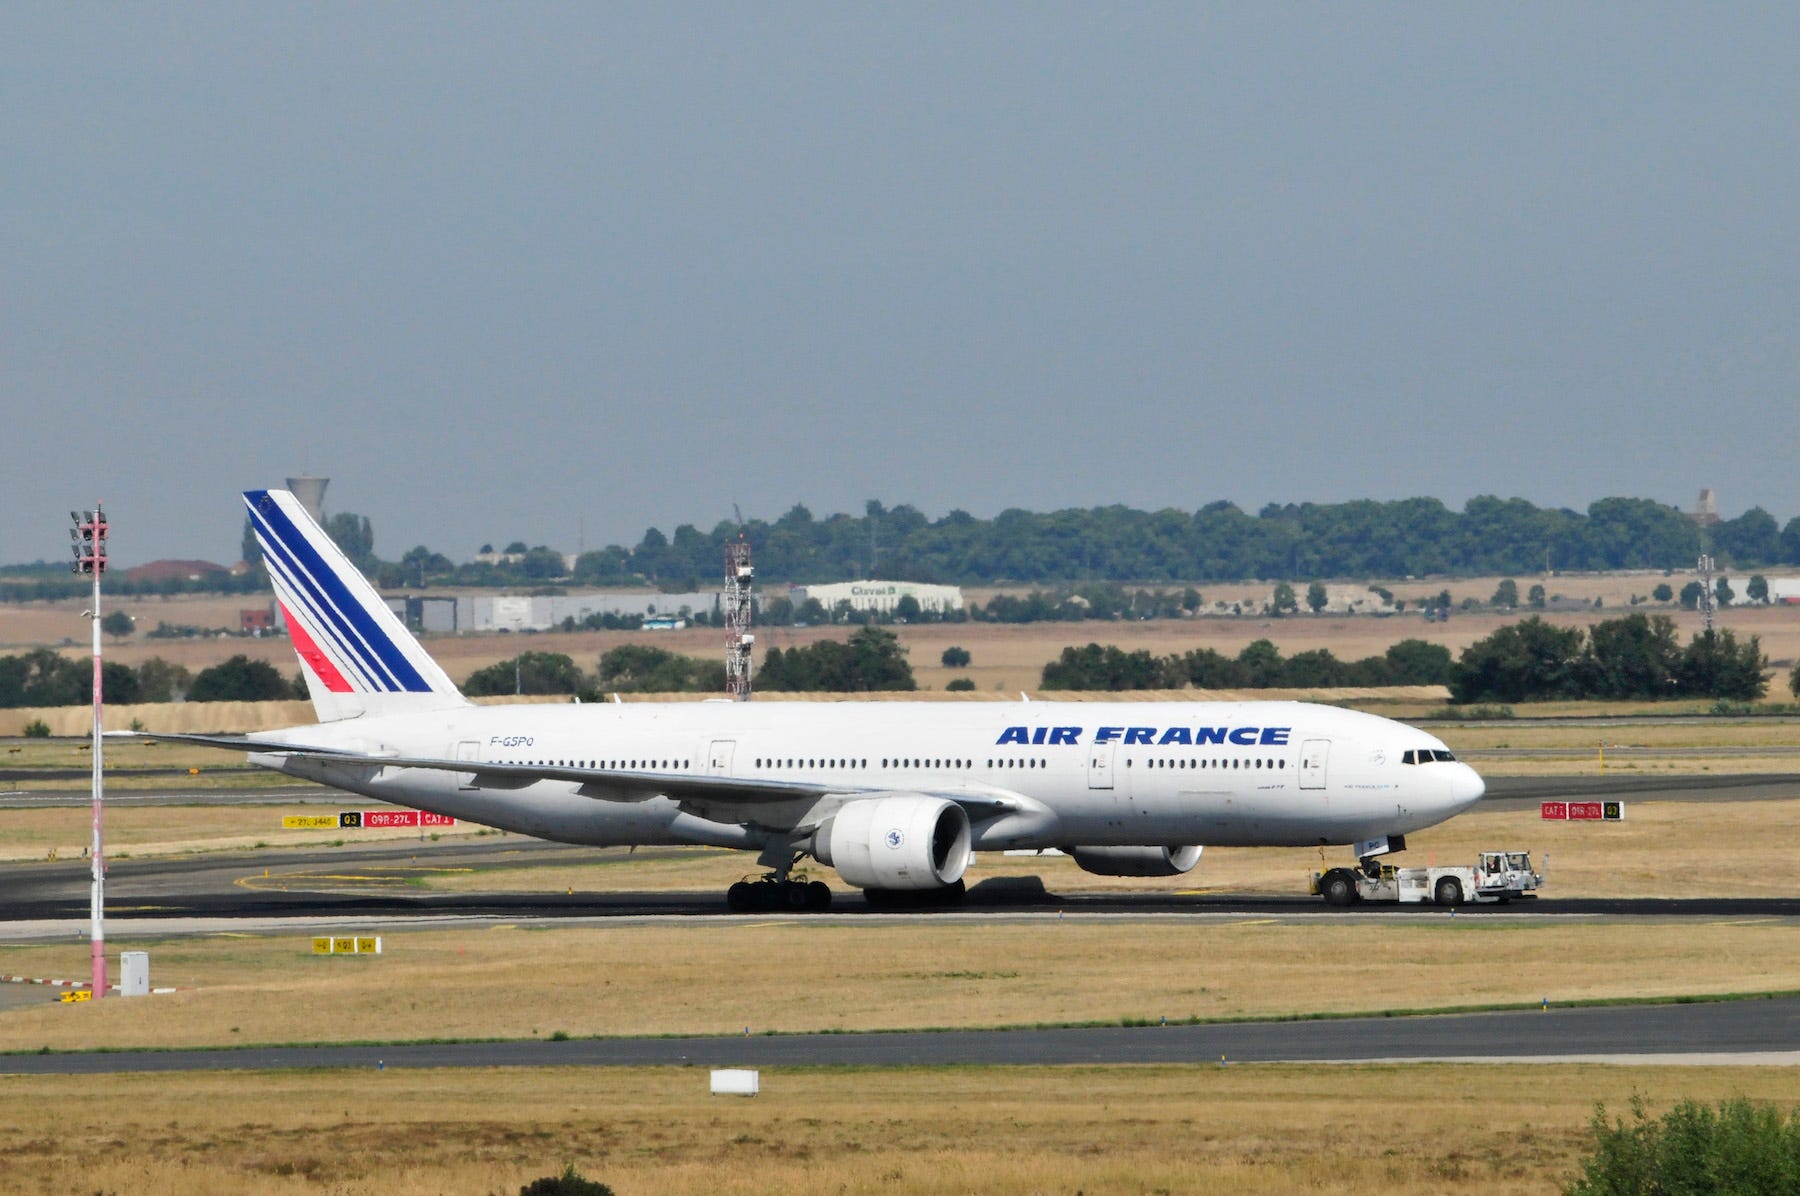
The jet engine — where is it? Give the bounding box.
[1068,844,1202,877]
[812,796,971,891]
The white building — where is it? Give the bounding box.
[1758,577,1800,604]
[383,591,718,632]
[791,580,964,617]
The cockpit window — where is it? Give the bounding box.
[1432,749,1457,762]
[1402,748,1459,764]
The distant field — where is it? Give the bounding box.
[4,578,1796,700]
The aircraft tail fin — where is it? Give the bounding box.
[243,489,469,723]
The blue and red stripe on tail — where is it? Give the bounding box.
[244,489,467,722]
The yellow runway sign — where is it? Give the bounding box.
[312,936,382,955]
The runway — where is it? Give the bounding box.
[3,995,1797,1075]
[2,773,1799,923]
[5,832,1800,924]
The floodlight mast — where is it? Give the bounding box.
[71,505,108,998]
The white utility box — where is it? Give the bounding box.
[119,951,149,997]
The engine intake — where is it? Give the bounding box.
[813,796,971,891]
[1068,844,1202,877]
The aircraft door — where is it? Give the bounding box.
[1299,739,1330,790]
[1087,740,1115,790]
[707,739,736,776]
[455,740,481,790]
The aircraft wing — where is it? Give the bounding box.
[124,732,1024,816]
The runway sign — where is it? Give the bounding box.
[362,810,419,828]
[282,815,339,830]
[335,810,457,829]
[312,936,382,955]
[1542,801,1624,821]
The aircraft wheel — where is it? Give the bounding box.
[726,881,753,913]
[1320,869,1357,907]
[806,881,832,911]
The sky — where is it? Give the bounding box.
[6,5,1799,567]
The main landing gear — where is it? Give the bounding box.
[726,873,833,913]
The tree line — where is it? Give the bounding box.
[0,650,303,708]
[1038,613,1776,703]
[557,495,1800,587]
[9,494,1796,598]
[5,615,1787,708]
[1448,615,1767,703]
[1040,639,1454,691]
[461,630,919,700]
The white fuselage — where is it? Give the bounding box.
[254,699,1483,853]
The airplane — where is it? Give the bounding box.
[143,489,1486,911]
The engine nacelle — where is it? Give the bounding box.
[1068,844,1202,878]
[813,796,971,891]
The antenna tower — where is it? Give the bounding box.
[1696,555,1716,634]
[725,533,754,700]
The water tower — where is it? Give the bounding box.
[286,476,329,523]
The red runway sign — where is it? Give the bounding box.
[338,810,457,829]
[1542,801,1623,821]
[361,810,419,828]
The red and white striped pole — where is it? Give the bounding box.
[72,505,108,998]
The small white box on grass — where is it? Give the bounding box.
[119,951,149,997]
[710,1068,760,1096]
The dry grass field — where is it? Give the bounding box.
[4,913,1798,1052]
[3,1064,1797,1196]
